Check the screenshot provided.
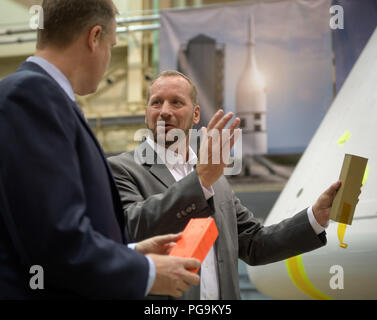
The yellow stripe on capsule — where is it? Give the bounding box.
[337,223,348,248]
[285,255,332,300]
[337,130,351,146]
[362,165,370,185]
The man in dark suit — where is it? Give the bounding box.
[108,70,342,299]
[0,1,200,299]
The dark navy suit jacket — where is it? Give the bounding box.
[0,62,149,299]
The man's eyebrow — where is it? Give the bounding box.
[171,94,186,100]
[149,95,160,102]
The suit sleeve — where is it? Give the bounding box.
[0,75,149,299]
[234,193,326,266]
[108,158,214,242]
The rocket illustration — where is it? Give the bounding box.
[236,14,267,156]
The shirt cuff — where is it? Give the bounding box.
[307,206,328,235]
[128,243,156,296]
[127,243,136,250]
[145,256,156,296]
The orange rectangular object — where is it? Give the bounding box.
[169,218,218,273]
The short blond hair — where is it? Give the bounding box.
[146,70,198,106]
[37,0,118,49]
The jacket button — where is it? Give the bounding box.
[181,210,187,217]
[192,203,196,210]
[177,212,182,219]
[186,207,192,213]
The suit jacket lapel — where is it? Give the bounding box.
[134,142,176,188]
[149,164,176,188]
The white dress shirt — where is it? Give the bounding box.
[147,137,220,300]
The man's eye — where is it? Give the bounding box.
[151,100,160,106]
[173,100,182,105]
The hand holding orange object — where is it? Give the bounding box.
[169,218,219,273]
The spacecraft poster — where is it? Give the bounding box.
[159,0,333,155]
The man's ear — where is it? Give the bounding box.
[193,105,201,125]
[88,25,103,52]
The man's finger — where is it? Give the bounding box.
[326,180,342,197]
[322,180,341,200]
[214,112,234,131]
[207,109,224,130]
[181,257,201,285]
[224,118,241,143]
[221,128,238,155]
[164,242,177,254]
[183,257,201,270]
[172,289,183,298]
[178,281,190,292]
[228,117,240,133]
[155,233,182,245]
[227,128,241,152]
[201,127,208,141]
[182,270,200,286]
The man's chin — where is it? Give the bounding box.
[76,85,98,96]
[155,137,177,148]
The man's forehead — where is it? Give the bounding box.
[151,76,191,93]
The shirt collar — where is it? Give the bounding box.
[146,136,197,169]
[26,56,76,102]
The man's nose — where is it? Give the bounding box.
[159,101,172,118]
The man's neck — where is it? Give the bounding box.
[150,136,191,163]
[34,48,81,94]
[164,140,190,163]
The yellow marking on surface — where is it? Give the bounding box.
[285,255,332,300]
[362,165,370,185]
[337,223,348,248]
[337,130,351,146]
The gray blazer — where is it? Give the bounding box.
[108,143,326,300]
